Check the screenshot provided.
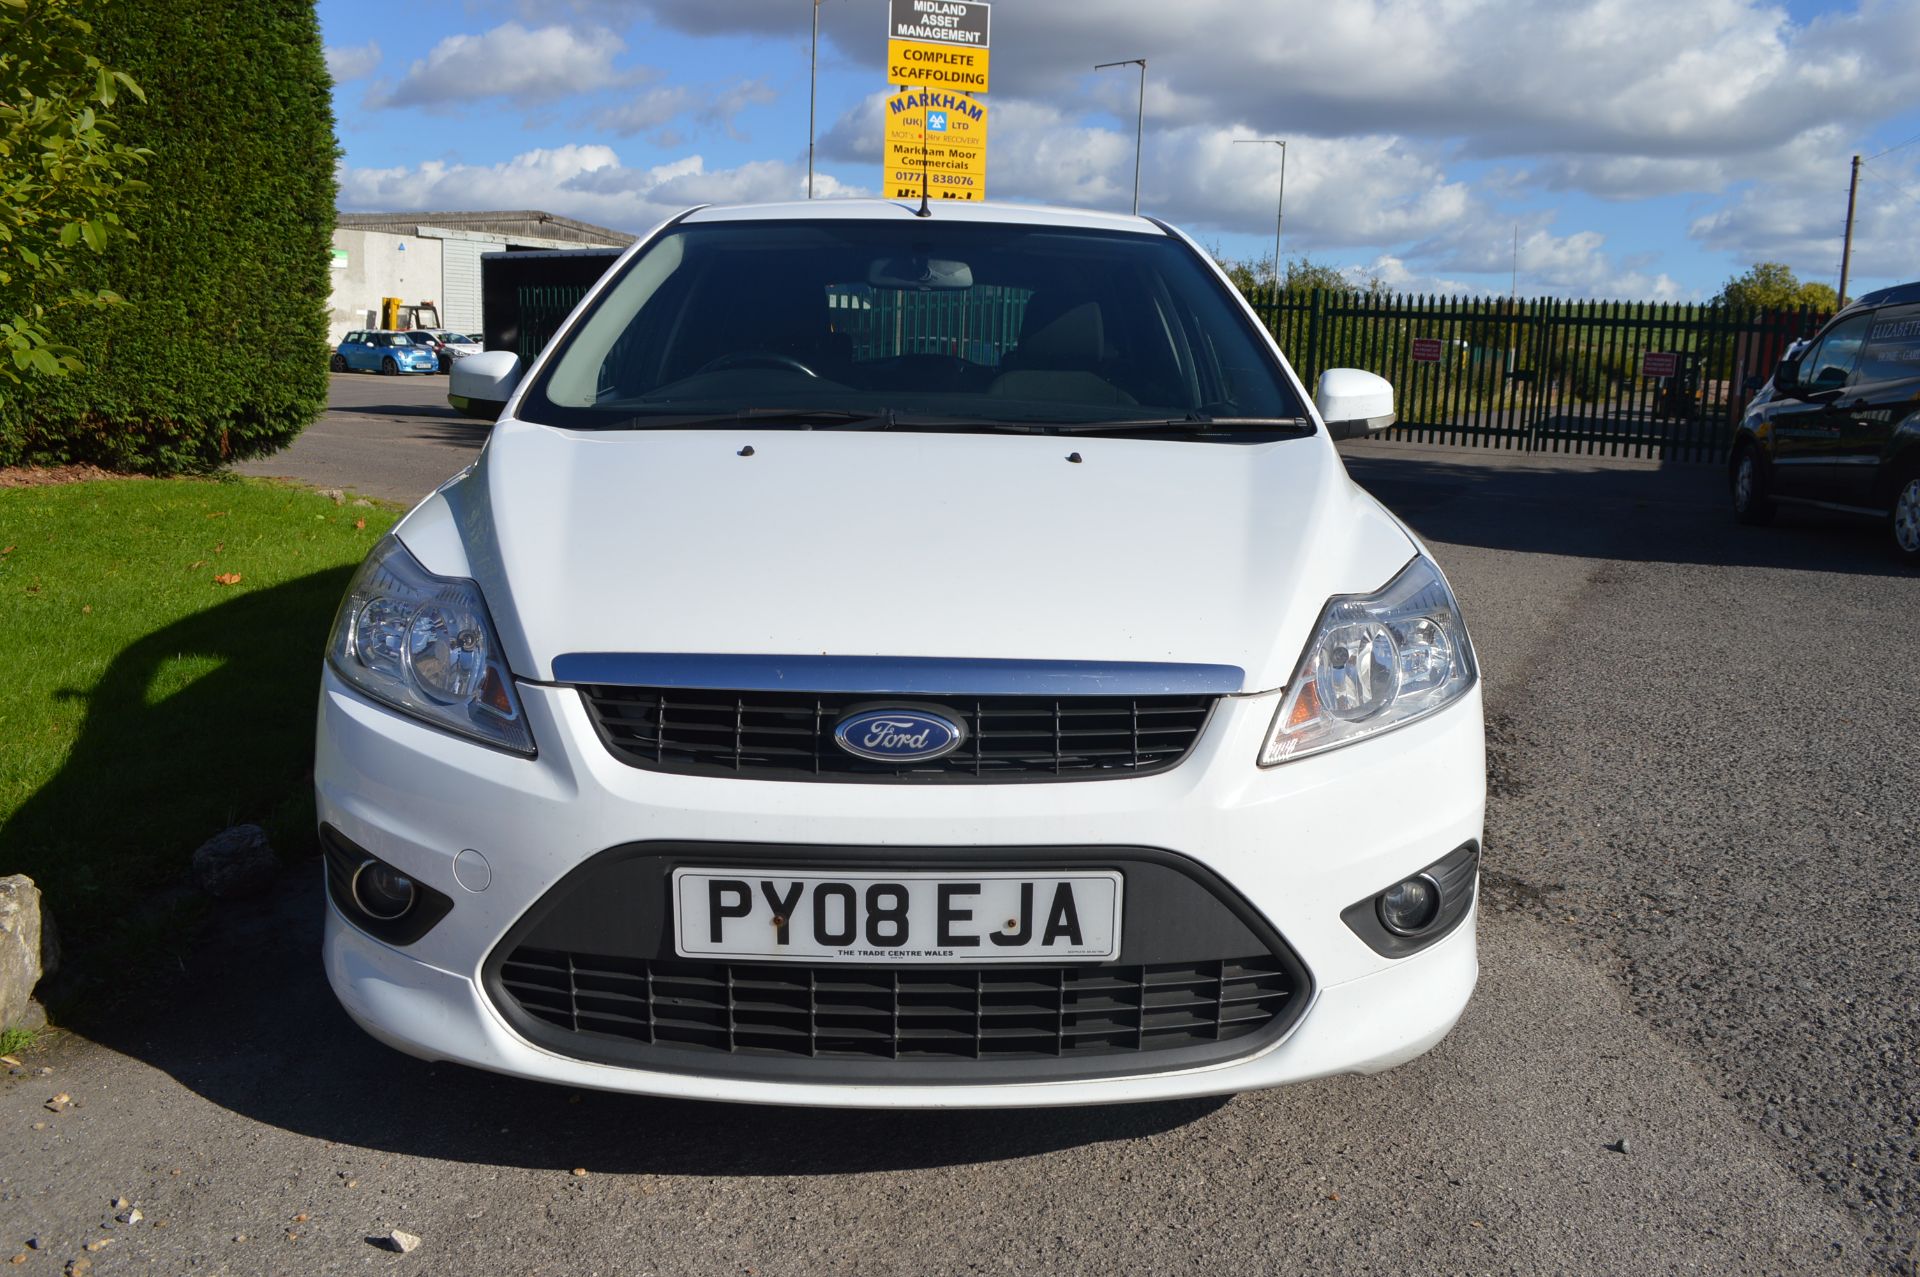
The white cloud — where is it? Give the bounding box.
[1689,151,1920,293]
[374,23,635,109]
[647,0,1920,211]
[336,145,871,231]
[324,41,380,83]
[593,87,697,136]
[328,0,1920,296]
[594,77,780,141]
[813,91,1689,297]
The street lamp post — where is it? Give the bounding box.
[807,0,822,199]
[1095,58,1147,215]
[1234,138,1287,292]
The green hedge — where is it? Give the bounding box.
[0,0,335,472]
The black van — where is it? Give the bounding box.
[1731,280,1920,564]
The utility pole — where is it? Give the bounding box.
[1837,153,1860,305]
[807,0,822,199]
[1095,58,1147,215]
[1233,139,1287,292]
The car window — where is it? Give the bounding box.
[1802,313,1874,389]
[1857,308,1920,385]
[520,219,1308,433]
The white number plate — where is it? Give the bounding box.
[672,868,1123,964]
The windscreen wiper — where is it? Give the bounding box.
[603,408,1051,433]
[600,407,897,430]
[1048,415,1316,435]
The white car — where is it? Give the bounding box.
[407,329,484,374]
[319,199,1485,1108]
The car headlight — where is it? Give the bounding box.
[327,535,534,755]
[1260,555,1476,765]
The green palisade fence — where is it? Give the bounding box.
[1250,290,1828,463]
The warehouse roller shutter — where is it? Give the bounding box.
[441,239,494,335]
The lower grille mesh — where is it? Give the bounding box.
[497,950,1296,1061]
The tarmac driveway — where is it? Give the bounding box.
[5,422,1918,1274]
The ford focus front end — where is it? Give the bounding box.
[316,199,1485,1108]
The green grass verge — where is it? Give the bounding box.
[0,478,396,962]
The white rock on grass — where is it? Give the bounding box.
[0,876,49,1032]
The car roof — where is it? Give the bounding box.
[680,198,1165,237]
[1847,280,1920,311]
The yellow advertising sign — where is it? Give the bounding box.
[883,88,987,201]
[887,38,990,94]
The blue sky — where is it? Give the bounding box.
[319,0,1920,300]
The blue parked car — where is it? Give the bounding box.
[331,330,439,375]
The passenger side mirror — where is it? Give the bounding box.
[449,350,522,420]
[1315,368,1397,441]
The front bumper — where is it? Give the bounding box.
[317,668,1484,1107]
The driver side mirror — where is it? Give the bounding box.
[1315,368,1397,441]
[1773,356,1802,395]
[449,350,522,420]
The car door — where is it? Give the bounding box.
[1769,312,1873,501]
[1832,305,1920,508]
[345,333,377,371]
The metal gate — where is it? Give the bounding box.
[1254,291,1827,463]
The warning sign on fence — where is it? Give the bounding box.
[1410,338,1444,363]
[1641,351,1679,378]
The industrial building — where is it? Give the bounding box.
[329,210,635,341]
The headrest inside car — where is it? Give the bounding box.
[1017,302,1104,368]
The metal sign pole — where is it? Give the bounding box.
[1096,58,1147,215]
[1234,138,1287,288]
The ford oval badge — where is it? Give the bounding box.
[833,708,965,763]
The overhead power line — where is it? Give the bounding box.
[1858,161,1920,210]
[1864,131,1920,163]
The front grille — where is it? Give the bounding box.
[575,687,1216,781]
[497,950,1296,1061]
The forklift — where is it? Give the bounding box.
[380,298,441,332]
[1656,351,1705,420]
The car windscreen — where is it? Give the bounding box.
[515,219,1308,431]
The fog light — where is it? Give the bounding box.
[1377,875,1441,935]
[351,859,418,921]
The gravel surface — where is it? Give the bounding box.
[4,430,1913,1274]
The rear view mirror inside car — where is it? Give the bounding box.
[867,256,974,291]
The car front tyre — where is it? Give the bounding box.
[381,356,397,376]
[1891,473,1920,567]
[1732,443,1774,526]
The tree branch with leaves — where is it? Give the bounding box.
[0,0,149,385]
